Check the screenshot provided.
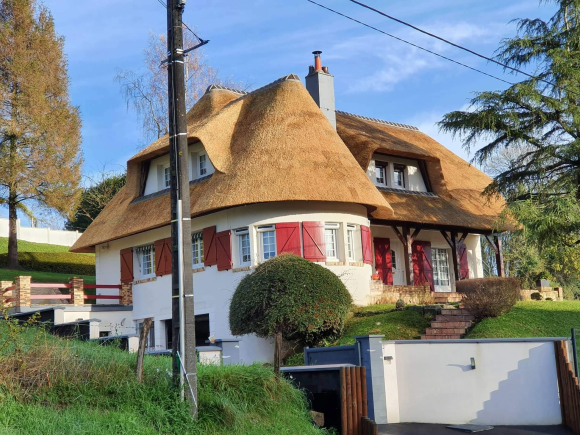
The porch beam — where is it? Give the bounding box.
[441,230,461,283]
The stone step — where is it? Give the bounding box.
[436,314,475,322]
[421,335,462,340]
[425,327,467,335]
[440,309,471,316]
[430,321,472,328]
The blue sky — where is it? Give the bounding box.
[4,0,555,224]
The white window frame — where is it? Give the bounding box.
[192,232,204,268]
[375,161,388,187]
[257,225,277,262]
[346,224,356,261]
[135,244,155,279]
[324,223,340,261]
[198,153,207,177]
[393,164,406,188]
[391,248,397,270]
[163,165,171,189]
[432,248,451,288]
[235,228,251,266]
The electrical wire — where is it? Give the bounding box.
[306,0,514,86]
[343,0,570,92]
[155,0,204,43]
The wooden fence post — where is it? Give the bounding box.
[69,277,84,306]
[274,332,282,377]
[136,318,153,383]
[14,276,31,308]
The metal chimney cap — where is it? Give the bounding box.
[312,50,322,55]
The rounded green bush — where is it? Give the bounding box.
[229,254,352,347]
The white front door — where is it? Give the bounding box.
[391,243,404,285]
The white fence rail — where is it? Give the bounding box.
[0,218,80,247]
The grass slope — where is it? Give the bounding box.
[0,324,326,435]
[466,301,580,338]
[0,237,94,284]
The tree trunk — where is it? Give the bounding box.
[274,332,282,377]
[7,192,19,270]
[136,317,153,383]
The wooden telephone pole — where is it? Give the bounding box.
[167,0,197,413]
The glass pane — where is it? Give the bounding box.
[391,249,396,269]
[240,234,251,263]
[199,154,207,176]
[394,169,404,187]
[375,166,385,184]
[325,229,337,258]
[164,167,171,188]
[262,231,276,260]
[347,230,354,259]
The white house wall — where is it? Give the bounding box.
[95,201,372,363]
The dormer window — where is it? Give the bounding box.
[393,165,405,188]
[199,154,207,176]
[163,166,171,188]
[375,162,387,186]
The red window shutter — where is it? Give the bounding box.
[361,225,373,265]
[374,237,393,285]
[120,248,134,283]
[154,238,172,276]
[276,222,301,256]
[302,221,326,261]
[412,241,434,291]
[203,226,217,266]
[458,243,469,280]
[216,230,232,271]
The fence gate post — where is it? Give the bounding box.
[120,282,133,305]
[14,276,31,308]
[69,277,84,306]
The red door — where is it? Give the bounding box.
[374,238,393,285]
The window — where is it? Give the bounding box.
[136,245,155,278]
[199,154,207,176]
[325,223,340,260]
[391,249,397,269]
[235,228,251,265]
[164,166,171,188]
[137,321,155,349]
[375,162,387,186]
[346,224,356,260]
[433,248,451,287]
[257,225,276,261]
[192,232,204,267]
[393,165,405,188]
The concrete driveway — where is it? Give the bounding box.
[378,424,574,435]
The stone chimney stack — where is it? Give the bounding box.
[305,51,336,129]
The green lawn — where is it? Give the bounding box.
[0,268,95,284]
[466,301,580,339]
[0,237,82,254]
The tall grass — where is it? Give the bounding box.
[0,322,327,434]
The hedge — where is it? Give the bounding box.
[0,252,95,276]
[456,277,520,319]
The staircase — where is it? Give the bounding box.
[421,308,474,340]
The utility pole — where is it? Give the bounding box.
[167,0,197,413]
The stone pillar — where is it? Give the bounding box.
[556,287,563,301]
[69,277,84,306]
[14,276,31,308]
[120,282,133,305]
[1,280,13,308]
[355,335,387,423]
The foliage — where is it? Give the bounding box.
[0,251,95,275]
[66,172,126,231]
[334,309,430,346]
[0,323,326,435]
[0,0,82,269]
[229,254,353,347]
[395,299,405,309]
[115,31,246,146]
[457,277,520,320]
[466,301,580,338]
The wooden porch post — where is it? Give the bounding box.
[484,235,505,277]
[392,226,421,286]
[441,230,468,283]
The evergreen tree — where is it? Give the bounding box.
[0,0,82,268]
[439,0,580,248]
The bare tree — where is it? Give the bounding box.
[116,29,244,146]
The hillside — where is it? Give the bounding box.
[0,323,325,435]
[0,237,95,284]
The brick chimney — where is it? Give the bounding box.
[305,51,336,129]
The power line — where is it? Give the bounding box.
[343,0,567,92]
[156,0,204,43]
[306,0,514,86]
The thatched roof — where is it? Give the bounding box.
[336,111,510,231]
[70,75,393,253]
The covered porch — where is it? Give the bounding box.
[368,220,505,300]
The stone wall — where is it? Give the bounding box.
[370,281,434,305]
[520,287,563,301]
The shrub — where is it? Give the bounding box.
[456,277,520,320]
[395,299,405,309]
[229,254,352,348]
[0,252,95,275]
